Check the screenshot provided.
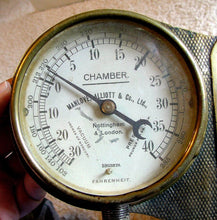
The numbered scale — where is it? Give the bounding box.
[11,10,207,219]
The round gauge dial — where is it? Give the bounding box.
[11,10,207,208]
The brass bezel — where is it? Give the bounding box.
[10,9,208,210]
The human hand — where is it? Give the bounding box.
[0,80,46,220]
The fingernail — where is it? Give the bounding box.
[0,81,11,94]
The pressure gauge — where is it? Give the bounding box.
[10,9,207,217]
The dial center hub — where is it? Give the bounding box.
[101,99,116,115]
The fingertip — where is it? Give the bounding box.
[0,80,11,95]
[16,174,46,218]
[0,80,11,115]
[24,174,46,201]
[6,78,13,86]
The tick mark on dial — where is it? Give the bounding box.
[65,53,71,60]
[91,40,95,48]
[165,129,179,137]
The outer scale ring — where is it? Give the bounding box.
[10,9,207,210]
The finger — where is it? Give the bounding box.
[0,80,13,157]
[0,78,24,177]
[5,151,26,178]
[0,120,14,157]
[16,174,46,218]
[7,78,13,85]
[0,171,19,220]
[0,80,11,116]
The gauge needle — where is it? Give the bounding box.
[134,51,149,71]
[47,66,152,139]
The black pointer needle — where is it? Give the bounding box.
[47,66,103,106]
[47,66,152,139]
[134,51,149,71]
[113,109,152,139]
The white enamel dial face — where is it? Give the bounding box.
[15,18,198,196]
